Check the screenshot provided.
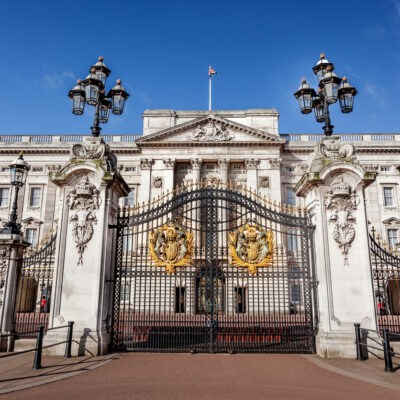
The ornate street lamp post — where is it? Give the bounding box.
[68,57,130,137]
[294,54,358,136]
[0,152,30,235]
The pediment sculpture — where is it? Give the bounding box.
[190,121,233,142]
[68,176,101,265]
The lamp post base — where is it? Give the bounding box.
[323,123,334,136]
[91,125,102,137]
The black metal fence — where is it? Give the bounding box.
[354,323,400,372]
[369,233,400,337]
[111,181,317,353]
[13,232,57,337]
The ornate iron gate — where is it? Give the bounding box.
[369,232,400,337]
[13,231,57,337]
[111,181,316,353]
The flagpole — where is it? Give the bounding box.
[209,74,212,111]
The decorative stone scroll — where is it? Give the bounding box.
[149,219,194,274]
[68,176,101,265]
[229,222,274,275]
[190,121,233,142]
[324,175,359,264]
[70,138,117,171]
[319,137,354,159]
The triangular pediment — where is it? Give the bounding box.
[22,217,43,225]
[382,217,400,225]
[136,115,285,146]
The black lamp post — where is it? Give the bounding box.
[294,54,357,136]
[68,57,130,137]
[0,152,30,235]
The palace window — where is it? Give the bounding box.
[287,230,298,255]
[122,229,133,251]
[206,164,216,171]
[29,188,41,207]
[383,187,394,207]
[175,287,186,313]
[26,228,38,247]
[125,166,136,172]
[381,166,392,172]
[120,284,131,303]
[1,167,10,172]
[234,287,246,314]
[388,229,399,250]
[179,165,188,171]
[0,188,9,207]
[124,188,136,207]
[286,188,296,207]
[290,284,301,303]
[285,166,295,173]
[32,167,44,173]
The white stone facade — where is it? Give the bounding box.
[0,109,398,252]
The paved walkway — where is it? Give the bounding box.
[1,353,400,399]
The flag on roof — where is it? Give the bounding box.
[209,66,217,76]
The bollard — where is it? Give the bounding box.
[32,326,44,369]
[354,323,363,361]
[382,328,394,372]
[64,321,74,358]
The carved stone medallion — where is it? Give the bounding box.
[68,176,101,265]
[229,222,274,275]
[324,175,359,264]
[152,176,162,189]
[259,176,270,188]
[149,219,194,274]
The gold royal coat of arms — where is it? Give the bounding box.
[229,222,274,275]
[149,219,194,274]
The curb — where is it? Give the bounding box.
[302,355,400,393]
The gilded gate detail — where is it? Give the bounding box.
[111,181,316,353]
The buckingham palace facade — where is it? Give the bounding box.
[0,108,399,357]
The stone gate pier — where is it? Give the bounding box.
[295,136,378,358]
[42,137,129,355]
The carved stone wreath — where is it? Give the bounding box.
[68,176,101,265]
[324,175,359,264]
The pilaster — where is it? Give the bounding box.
[245,158,259,192]
[139,158,153,204]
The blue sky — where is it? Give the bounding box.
[0,0,399,135]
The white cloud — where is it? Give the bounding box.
[41,71,76,89]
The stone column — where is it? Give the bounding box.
[218,159,229,246]
[268,158,281,202]
[45,137,129,355]
[245,158,259,193]
[139,158,153,205]
[190,159,202,250]
[294,136,378,358]
[0,233,29,351]
[191,158,202,183]
[163,159,175,193]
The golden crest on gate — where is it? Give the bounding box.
[229,222,274,275]
[149,219,194,274]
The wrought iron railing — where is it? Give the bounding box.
[13,231,57,337]
[369,231,400,337]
